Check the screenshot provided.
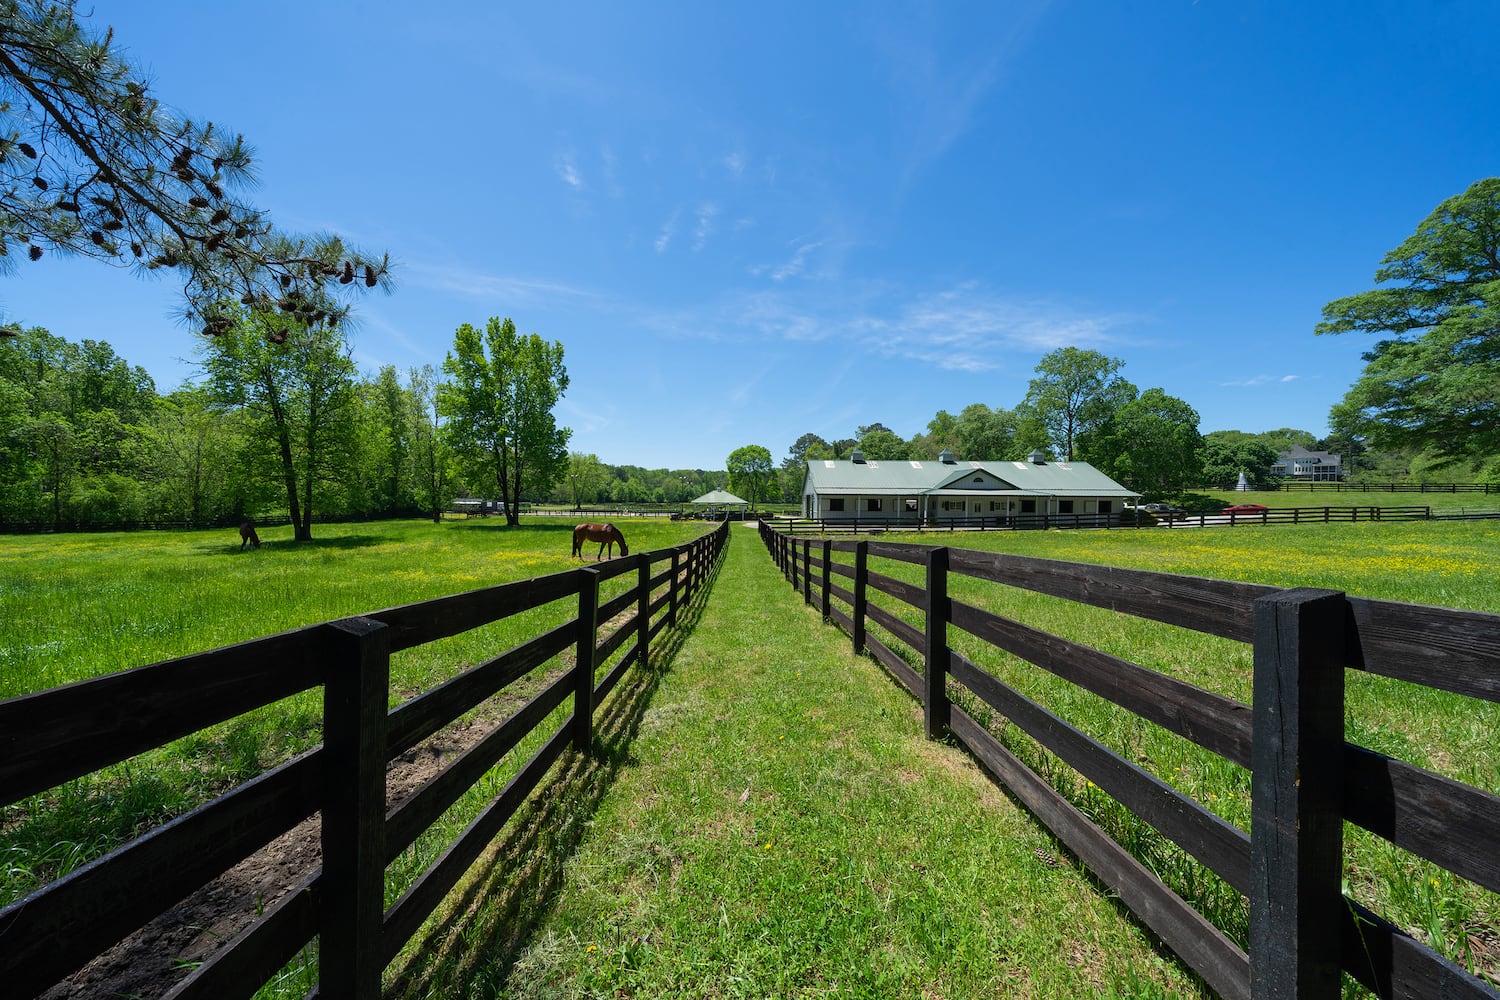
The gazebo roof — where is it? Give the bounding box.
[690,489,750,506]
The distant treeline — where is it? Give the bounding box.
[0,326,729,533]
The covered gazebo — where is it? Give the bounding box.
[688,489,751,519]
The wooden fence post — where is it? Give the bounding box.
[637,553,651,669]
[1249,588,1346,999]
[924,547,950,741]
[574,568,600,754]
[789,533,799,590]
[802,539,812,604]
[687,540,699,601]
[852,540,869,656]
[668,547,681,628]
[820,539,832,619]
[320,616,390,1000]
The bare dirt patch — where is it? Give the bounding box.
[38,716,499,1000]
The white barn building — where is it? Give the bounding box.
[801,450,1140,528]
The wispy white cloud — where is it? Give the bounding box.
[600,144,622,198]
[405,261,598,304]
[769,240,823,281]
[723,151,746,177]
[869,283,1129,371]
[693,202,719,251]
[877,3,1048,192]
[1220,374,1307,386]
[554,151,584,189]
[655,210,679,253]
[638,280,1130,373]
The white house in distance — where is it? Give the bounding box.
[801,449,1140,527]
[1271,445,1343,482]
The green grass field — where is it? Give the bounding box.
[3,515,1497,996]
[0,517,706,909]
[824,518,1500,990]
[1188,486,1500,517]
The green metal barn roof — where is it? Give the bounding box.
[802,456,1138,497]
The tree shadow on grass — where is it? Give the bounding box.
[201,534,386,556]
[383,546,727,999]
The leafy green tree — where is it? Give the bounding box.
[1085,388,1203,496]
[1258,428,1318,454]
[200,309,359,540]
[954,403,1017,460]
[780,432,832,502]
[854,424,907,460]
[1318,178,1500,466]
[907,410,960,459]
[0,0,391,335]
[136,386,240,523]
[439,317,571,526]
[0,323,155,526]
[1011,403,1054,459]
[405,364,449,522]
[726,443,773,508]
[567,452,606,508]
[1024,348,1135,461]
[1201,431,1280,489]
[361,365,409,513]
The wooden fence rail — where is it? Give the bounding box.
[759,521,1500,1000]
[0,521,729,1000]
[1272,482,1498,493]
[772,505,1474,535]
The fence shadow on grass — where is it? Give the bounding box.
[383,541,724,998]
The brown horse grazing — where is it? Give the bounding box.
[239,521,261,551]
[571,522,628,561]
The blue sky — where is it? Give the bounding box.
[4,1,1498,470]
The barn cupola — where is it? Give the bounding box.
[939,449,956,464]
[850,449,866,464]
[1027,449,1047,464]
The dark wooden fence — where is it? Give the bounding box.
[758,521,1500,1000]
[1273,481,1498,493]
[0,522,729,999]
[774,505,1470,535]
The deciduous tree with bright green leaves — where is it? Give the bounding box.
[726,443,773,508]
[567,452,606,509]
[1319,177,1500,466]
[199,309,359,541]
[1024,347,1136,461]
[439,317,570,527]
[1083,388,1203,497]
[854,423,907,460]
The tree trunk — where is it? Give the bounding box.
[299,397,318,541]
[504,438,523,527]
[269,395,307,542]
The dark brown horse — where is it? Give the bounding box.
[239,521,261,551]
[571,522,627,560]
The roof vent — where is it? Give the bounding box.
[850,449,866,464]
[939,449,956,464]
[1027,450,1047,464]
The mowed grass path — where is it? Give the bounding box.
[470,524,1208,999]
